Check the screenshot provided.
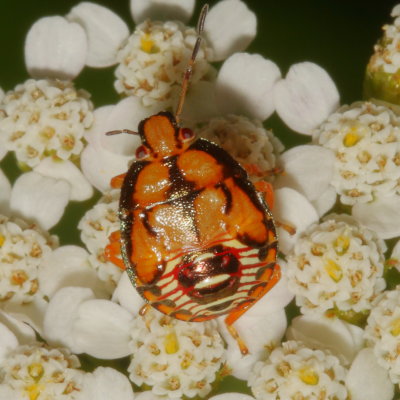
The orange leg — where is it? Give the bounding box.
[224,264,281,355]
[110,173,126,189]
[105,230,126,270]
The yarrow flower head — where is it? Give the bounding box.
[114,19,213,108]
[0,342,84,400]
[312,101,400,205]
[365,4,400,103]
[198,114,284,181]
[0,214,58,306]
[128,308,225,399]
[0,79,94,169]
[78,190,122,292]
[364,285,400,385]
[248,340,348,400]
[286,214,386,320]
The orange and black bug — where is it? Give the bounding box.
[106,4,280,354]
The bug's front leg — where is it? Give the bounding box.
[224,263,281,355]
[110,173,126,189]
[105,230,126,270]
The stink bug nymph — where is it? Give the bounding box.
[106,4,280,355]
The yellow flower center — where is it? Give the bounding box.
[298,366,319,385]
[164,330,179,354]
[390,318,400,336]
[333,235,350,255]
[141,34,157,53]
[28,363,44,382]
[0,234,5,247]
[324,259,343,282]
[26,384,45,400]
[343,127,362,147]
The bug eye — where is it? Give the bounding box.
[135,145,149,159]
[180,128,195,142]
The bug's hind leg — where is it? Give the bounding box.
[224,263,281,355]
[105,230,126,270]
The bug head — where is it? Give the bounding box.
[136,111,195,159]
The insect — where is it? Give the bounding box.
[105,4,280,354]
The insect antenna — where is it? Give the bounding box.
[175,3,209,125]
[105,128,139,136]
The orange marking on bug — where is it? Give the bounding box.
[133,162,172,206]
[142,114,186,158]
[177,149,224,189]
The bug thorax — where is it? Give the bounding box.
[136,111,195,160]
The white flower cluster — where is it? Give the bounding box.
[0,214,57,305]
[368,5,400,74]
[0,343,84,400]
[248,340,348,400]
[78,190,122,291]
[286,214,386,316]
[198,114,284,180]
[128,308,225,399]
[114,19,213,108]
[365,286,400,384]
[0,79,93,168]
[312,101,400,205]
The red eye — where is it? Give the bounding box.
[135,145,149,159]
[181,128,195,142]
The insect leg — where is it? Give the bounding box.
[110,173,126,189]
[105,230,126,270]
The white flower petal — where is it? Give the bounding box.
[112,271,145,313]
[34,158,93,202]
[218,308,287,380]
[216,53,281,120]
[346,348,394,400]
[130,0,195,23]
[39,246,109,299]
[0,323,19,364]
[134,392,166,400]
[72,299,133,359]
[273,187,319,254]
[209,395,255,400]
[10,172,70,230]
[182,81,219,123]
[0,169,11,214]
[43,286,95,352]
[81,98,160,192]
[256,271,294,314]
[99,97,160,156]
[286,315,364,366]
[352,194,400,239]
[204,0,256,61]
[4,295,48,335]
[274,62,340,134]
[81,144,129,193]
[81,367,135,400]
[67,2,129,68]
[275,145,335,201]
[0,385,17,399]
[25,16,87,80]
[311,185,337,217]
[0,310,36,345]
